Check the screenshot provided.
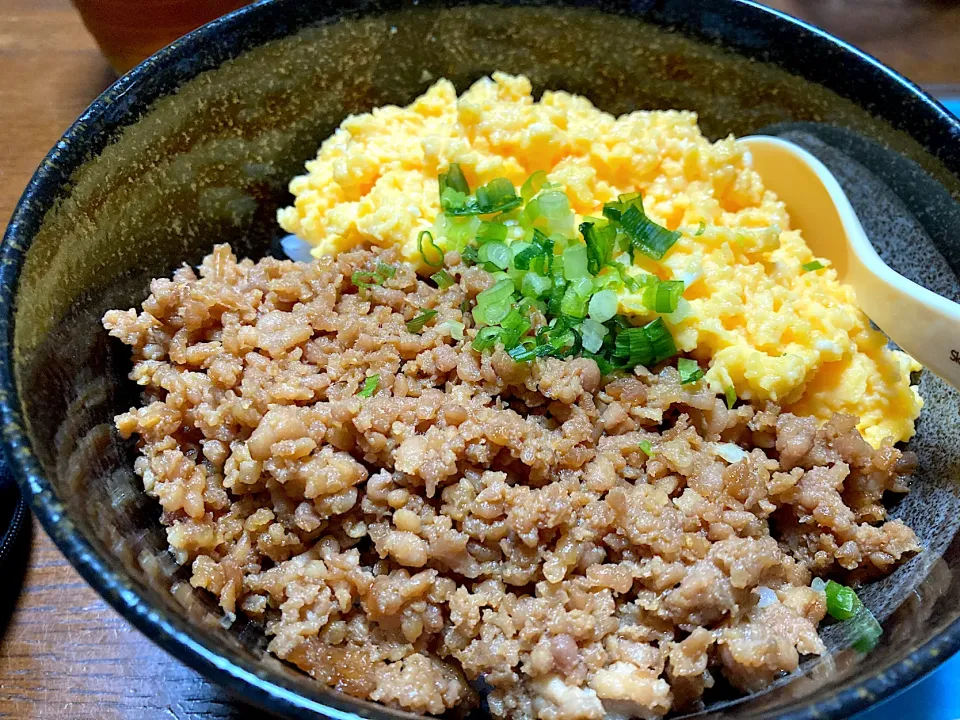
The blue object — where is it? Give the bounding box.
[855,650,960,719]
[942,98,960,118]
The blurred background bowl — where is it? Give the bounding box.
[2,1,960,718]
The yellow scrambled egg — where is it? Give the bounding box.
[278,73,922,447]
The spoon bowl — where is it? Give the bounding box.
[740,135,960,389]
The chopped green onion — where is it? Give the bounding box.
[528,191,575,236]
[436,167,685,372]
[436,213,481,250]
[476,221,508,244]
[645,317,677,363]
[613,317,677,368]
[479,300,511,326]
[849,606,882,652]
[724,385,737,409]
[476,177,522,214]
[476,278,515,309]
[563,243,589,280]
[645,280,684,314]
[472,326,501,351]
[814,578,882,652]
[560,284,588,319]
[478,241,512,270]
[501,307,530,332]
[513,244,541,271]
[588,289,619,323]
[352,261,397,290]
[568,277,593,298]
[357,374,380,398]
[514,230,555,274]
[678,357,704,385]
[351,271,379,289]
[581,318,609,353]
[695,221,706,237]
[614,327,652,366]
[620,204,682,261]
[825,580,859,620]
[440,171,522,217]
[440,163,470,195]
[418,230,444,267]
[445,320,465,341]
[508,343,537,362]
[802,260,825,272]
[547,279,567,317]
[406,309,438,333]
[582,221,617,275]
[638,439,654,457]
[431,269,455,289]
[521,272,552,299]
[521,170,548,202]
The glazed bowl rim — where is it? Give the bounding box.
[2,0,959,718]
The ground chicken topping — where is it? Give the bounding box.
[104,245,919,718]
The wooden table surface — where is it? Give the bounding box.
[0,1,958,718]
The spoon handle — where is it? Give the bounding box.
[848,244,960,390]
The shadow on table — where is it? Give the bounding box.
[0,511,33,640]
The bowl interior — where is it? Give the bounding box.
[8,3,960,718]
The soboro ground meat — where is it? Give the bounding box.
[103,245,919,718]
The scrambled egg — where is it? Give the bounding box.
[278,73,922,446]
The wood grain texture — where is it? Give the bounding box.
[0,1,957,718]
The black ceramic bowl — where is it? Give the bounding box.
[3,1,960,718]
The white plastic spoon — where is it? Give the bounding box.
[739,135,960,389]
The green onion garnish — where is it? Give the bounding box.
[351,271,379,289]
[472,326,501,351]
[476,178,522,214]
[431,269,455,289]
[521,272,552,299]
[559,285,588,319]
[613,317,676,367]
[814,579,882,652]
[478,241,512,270]
[406,308,438,333]
[525,191,575,236]
[441,170,523,217]
[824,580,859,620]
[638,440,654,456]
[620,204,682,261]
[645,279,684,314]
[351,262,396,290]
[440,163,470,195]
[521,170,547,203]
[580,318,608,353]
[418,230,444,267]
[582,221,617,275]
[849,607,883,652]
[588,289,618,323]
[438,163,472,213]
[562,243,589,280]
[476,221,508,244]
[802,260,825,272]
[429,171,691,370]
[695,220,706,236]
[476,279,515,313]
[357,374,380,398]
[724,385,737,409]
[678,357,704,385]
